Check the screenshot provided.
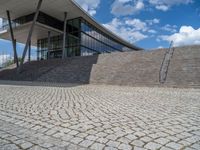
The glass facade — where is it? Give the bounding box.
[37,35,63,60]
[80,18,132,54]
[37,17,134,60]
[0,11,136,60]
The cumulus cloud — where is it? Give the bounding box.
[111,0,144,16]
[160,26,200,46]
[74,0,100,16]
[103,18,148,43]
[149,0,193,11]
[161,24,177,33]
[125,19,147,31]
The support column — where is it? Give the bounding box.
[62,12,68,59]
[37,42,39,61]
[6,10,19,68]
[18,0,43,73]
[28,40,31,63]
[47,31,51,60]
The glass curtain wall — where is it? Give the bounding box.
[37,17,133,60]
[80,18,132,55]
[37,35,63,60]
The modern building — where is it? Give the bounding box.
[0,0,141,64]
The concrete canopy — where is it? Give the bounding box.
[0,0,141,50]
[0,22,63,46]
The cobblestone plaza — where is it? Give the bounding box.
[0,82,199,150]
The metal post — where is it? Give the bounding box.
[37,42,39,61]
[6,10,19,68]
[14,39,17,60]
[28,40,31,62]
[47,31,51,60]
[18,0,43,73]
[62,12,68,59]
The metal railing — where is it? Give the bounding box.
[159,41,175,84]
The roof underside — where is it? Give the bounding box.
[0,23,63,46]
[0,0,141,50]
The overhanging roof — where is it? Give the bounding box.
[0,22,63,46]
[0,0,142,50]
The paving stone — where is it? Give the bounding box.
[191,143,200,149]
[134,132,146,137]
[79,140,94,147]
[160,147,174,150]
[133,146,148,150]
[1,144,20,150]
[140,136,152,143]
[144,142,162,150]
[68,130,79,136]
[118,143,132,150]
[178,140,191,146]
[166,142,184,150]
[126,134,138,140]
[61,134,74,141]
[154,138,170,145]
[104,146,118,150]
[20,142,33,149]
[86,135,99,141]
[131,140,145,147]
[96,138,109,144]
[90,142,105,150]
[106,140,120,148]
[29,145,48,150]
[70,137,83,144]
[106,134,118,140]
[117,137,131,144]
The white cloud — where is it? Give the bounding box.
[158,46,164,49]
[146,18,160,25]
[149,0,193,11]
[74,0,100,16]
[125,19,147,31]
[148,29,157,34]
[161,24,177,33]
[160,26,200,46]
[103,18,147,43]
[111,0,144,16]
[155,5,169,11]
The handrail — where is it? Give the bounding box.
[159,41,175,84]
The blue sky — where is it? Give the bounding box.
[0,0,200,58]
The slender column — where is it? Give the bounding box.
[47,31,51,59]
[6,10,19,68]
[18,0,43,73]
[62,12,68,59]
[37,42,39,61]
[28,40,31,62]
[14,39,17,64]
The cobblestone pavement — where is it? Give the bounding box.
[0,82,200,150]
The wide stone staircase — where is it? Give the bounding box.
[37,56,98,84]
[0,45,199,88]
[0,59,62,81]
[90,49,166,86]
[165,45,200,88]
